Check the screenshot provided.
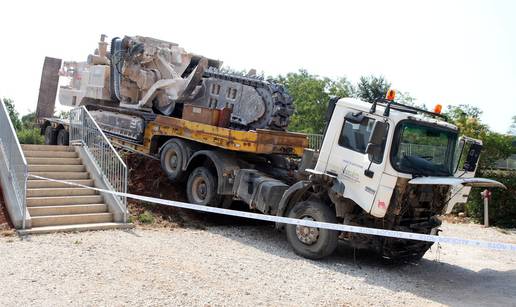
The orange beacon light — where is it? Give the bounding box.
[385,89,396,101]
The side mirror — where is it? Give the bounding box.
[345,111,364,124]
[366,121,389,163]
[463,143,482,172]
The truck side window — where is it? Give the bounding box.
[338,117,376,154]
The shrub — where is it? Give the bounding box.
[17,128,44,145]
[138,210,155,224]
[465,170,516,228]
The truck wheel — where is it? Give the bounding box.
[285,201,338,259]
[44,126,57,145]
[160,139,188,182]
[186,166,222,207]
[56,129,69,146]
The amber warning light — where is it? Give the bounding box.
[434,104,443,114]
[385,89,396,101]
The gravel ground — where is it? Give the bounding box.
[0,221,515,306]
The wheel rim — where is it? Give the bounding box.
[295,216,319,245]
[165,150,179,172]
[191,176,208,203]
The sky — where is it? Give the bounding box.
[0,0,515,133]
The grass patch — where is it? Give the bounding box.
[138,211,155,224]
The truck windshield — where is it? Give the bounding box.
[391,121,458,176]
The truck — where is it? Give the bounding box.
[36,35,505,261]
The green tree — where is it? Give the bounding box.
[355,75,391,103]
[21,111,37,129]
[445,104,513,170]
[2,97,22,131]
[509,115,516,135]
[276,70,353,134]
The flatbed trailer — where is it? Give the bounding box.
[41,112,308,159]
[110,115,308,158]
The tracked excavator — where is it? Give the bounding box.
[58,35,294,142]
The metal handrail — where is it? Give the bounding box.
[0,99,27,228]
[69,106,127,220]
[306,133,324,151]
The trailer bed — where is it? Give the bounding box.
[106,115,308,157]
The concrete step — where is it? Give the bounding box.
[27,179,94,189]
[27,195,103,207]
[24,151,78,158]
[27,188,97,197]
[26,157,82,165]
[28,204,108,216]
[30,212,114,227]
[28,165,86,172]
[17,222,134,235]
[21,144,73,152]
[29,172,90,180]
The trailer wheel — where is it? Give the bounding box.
[160,139,188,182]
[186,166,222,207]
[44,126,57,145]
[285,201,338,259]
[56,129,69,146]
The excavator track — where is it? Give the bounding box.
[201,68,294,130]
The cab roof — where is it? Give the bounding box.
[337,97,458,131]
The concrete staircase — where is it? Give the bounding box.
[19,144,132,235]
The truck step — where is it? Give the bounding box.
[27,195,103,207]
[26,157,82,165]
[27,179,94,189]
[30,213,113,227]
[29,172,90,180]
[28,204,108,216]
[27,188,97,197]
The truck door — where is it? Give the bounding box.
[325,112,391,215]
[446,137,482,213]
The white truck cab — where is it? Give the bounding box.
[313,96,504,220]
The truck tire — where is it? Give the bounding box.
[285,200,338,259]
[186,166,223,207]
[160,139,188,182]
[56,129,69,146]
[44,126,57,145]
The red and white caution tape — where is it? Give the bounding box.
[28,174,516,252]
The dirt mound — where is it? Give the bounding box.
[126,153,205,229]
[125,153,268,229]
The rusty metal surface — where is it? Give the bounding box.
[182,104,232,127]
[151,115,307,156]
[36,57,62,119]
[182,104,222,126]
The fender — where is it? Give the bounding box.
[275,180,312,229]
[186,150,240,195]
